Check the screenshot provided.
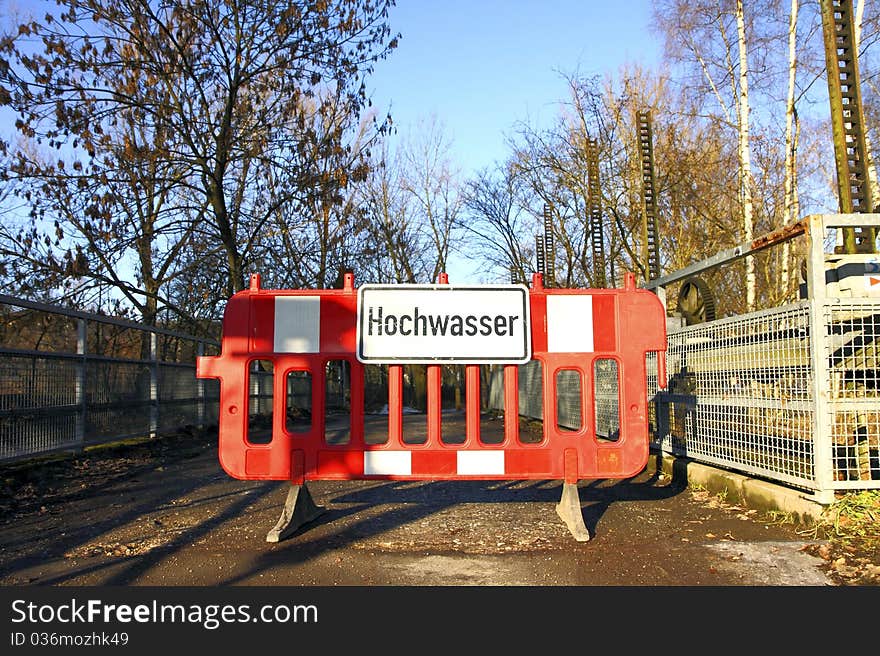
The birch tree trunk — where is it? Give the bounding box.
[736,0,756,311]
[781,0,799,297]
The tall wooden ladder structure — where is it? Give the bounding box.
[821,0,878,253]
[587,138,607,287]
[542,203,557,288]
[638,110,662,281]
[535,234,546,280]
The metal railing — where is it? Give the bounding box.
[0,294,221,463]
[645,214,880,502]
[648,303,818,490]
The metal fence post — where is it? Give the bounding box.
[197,341,205,429]
[806,214,836,504]
[655,285,667,312]
[76,317,87,452]
[150,330,158,439]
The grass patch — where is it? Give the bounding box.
[811,490,880,549]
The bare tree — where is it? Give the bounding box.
[357,135,427,284]
[461,162,534,284]
[505,69,670,289]
[781,0,800,297]
[357,116,461,284]
[651,0,839,312]
[1,0,399,312]
[507,78,594,288]
[400,116,462,283]
[734,0,757,310]
[257,94,388,290]
[655,0,762,308]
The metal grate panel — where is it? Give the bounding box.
[823,301,880,484]
[651,303,818,488]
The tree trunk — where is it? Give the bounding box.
[210,184,244,295]
[782,0,799,299]
[736,0,756,311]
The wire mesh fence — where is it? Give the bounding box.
[648,298,880,494]
[649,303,818,489]
[0,294,220,463]
[824,301,879,485]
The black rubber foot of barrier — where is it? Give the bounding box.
[556,482,591,542]
[266,483,326,543]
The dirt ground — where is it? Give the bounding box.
[0,429,877,587]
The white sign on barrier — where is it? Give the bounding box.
[356,284,531,364]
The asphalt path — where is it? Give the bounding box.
[0,432,834,588]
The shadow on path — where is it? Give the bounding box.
[218,457,689,584]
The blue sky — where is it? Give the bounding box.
[368,0,663,178]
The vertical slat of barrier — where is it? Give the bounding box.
[351,361,365,447]
[504,364,519,444]
[427,364,442,445]
[272,356,287,448]
[432,272,449,447]
[465,364,481,443]
[314,356,326,445]
[388,365,403,446]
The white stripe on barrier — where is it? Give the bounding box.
[274,296,321,353]
[456,450,505,476]
[547,295,594,352]
[364,450,412,476]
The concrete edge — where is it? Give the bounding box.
[644,450,827,525]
